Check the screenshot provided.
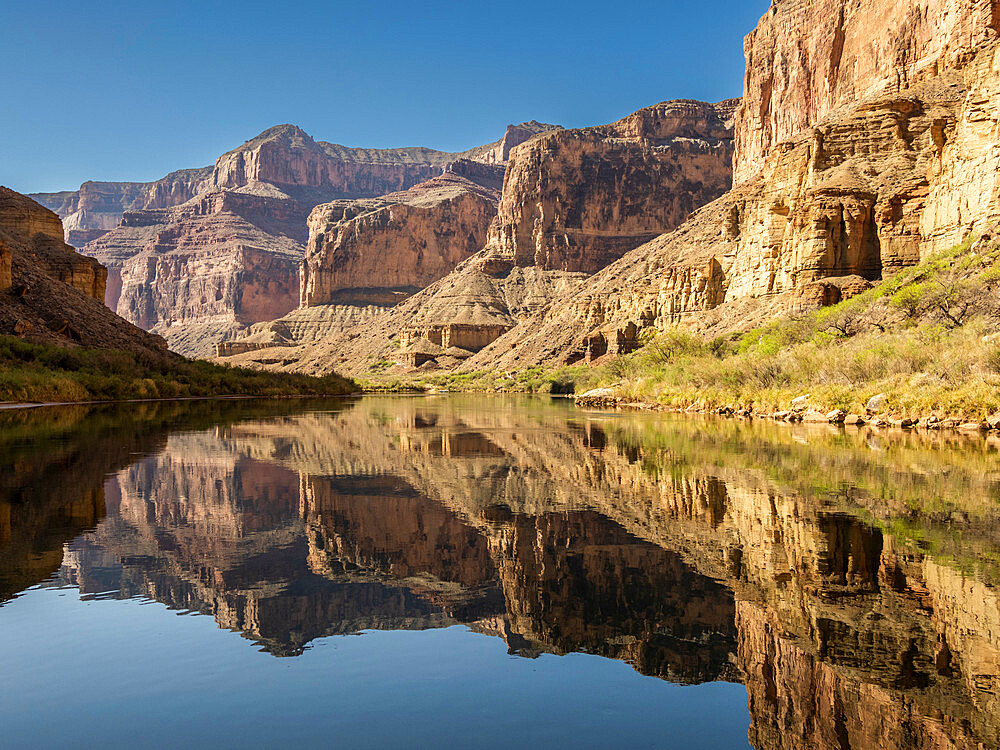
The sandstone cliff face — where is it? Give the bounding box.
[0,187,105,301]
[483,99,736,274]
[83,190,307,357]
[734,0,1000,182]
[465,121,562,165]
[0,238,10,291]
[300,168,501,307]
[470,24,1000,370]
[0,187,169,355]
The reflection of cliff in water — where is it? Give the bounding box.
[56,433,738,676]
[0,399,350,603]
[4,395,999,748]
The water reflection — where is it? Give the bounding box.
[2,395,999,748]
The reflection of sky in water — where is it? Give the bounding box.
[0,586,751,749]
[3,395,1000,750]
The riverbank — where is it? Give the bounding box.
[377,232,1000,430]
[0,336,356,403]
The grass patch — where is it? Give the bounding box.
[373,228,1000,420]
[0,336,356,403]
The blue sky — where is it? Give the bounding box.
[1,0,768,193]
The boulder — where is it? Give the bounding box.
[866,394,888,414]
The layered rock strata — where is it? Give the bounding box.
[0,187,170,355]
[216,165,506,360]
[299,166,502,307]
[30,169,213,247]
[82,190,307,357]
[37,123,555,358]
[482,99,737,274]
[463,15,1000,370]
[217,100,737,374]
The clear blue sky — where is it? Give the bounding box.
[1,0,768,194]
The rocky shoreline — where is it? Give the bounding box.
[574,388,1000,435]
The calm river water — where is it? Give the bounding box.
[1,395,998,748]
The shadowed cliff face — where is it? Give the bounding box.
[3,396,1000,747]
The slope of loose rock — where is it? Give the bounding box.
[220,100,737,375]
[463,20,1000,371]
[0,187,171,358]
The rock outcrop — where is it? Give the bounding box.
[0,187,170,356]
[30,169,213,247]
[299,166,502,307]
[217,100,737,374]
[0,238,10,291]
[215,164,505,359]
[456,1,1000,371]
[734,0,1000,182]
[483,99,737,274]
[82,189,307,357]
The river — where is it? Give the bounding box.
[1,395,998,748]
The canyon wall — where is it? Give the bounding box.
[0,187,170,355]
[82,189,307,357]
[0,188,107,302]
[31,122,557,248]
[31,169,213,247]
[734,0,1000,182]
[484,99,737,273]
[300,166,501,307]
[217,100,737,374]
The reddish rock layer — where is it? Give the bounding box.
[0,187,170,356]
[82,190,307,357]
[484,99,736,273]
[300,169,501,307]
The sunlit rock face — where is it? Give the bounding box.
[733,0,999,183]
[465,2,1000,372]
[0,188,173,355]
[299,168,501,308]
[36,123,557,359]
[82,190,308,357]
[486,99,737,273]
[0,187,105,301]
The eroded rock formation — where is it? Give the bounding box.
[300,167,501,307]
[0,186,168,354]
[30,170,213,247]
[36,123,556,358]
[218,100,736,374]
[84,190,308,356]
[734,0,1000,182]
[458,1,1000,371]
[484,99,737,273]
